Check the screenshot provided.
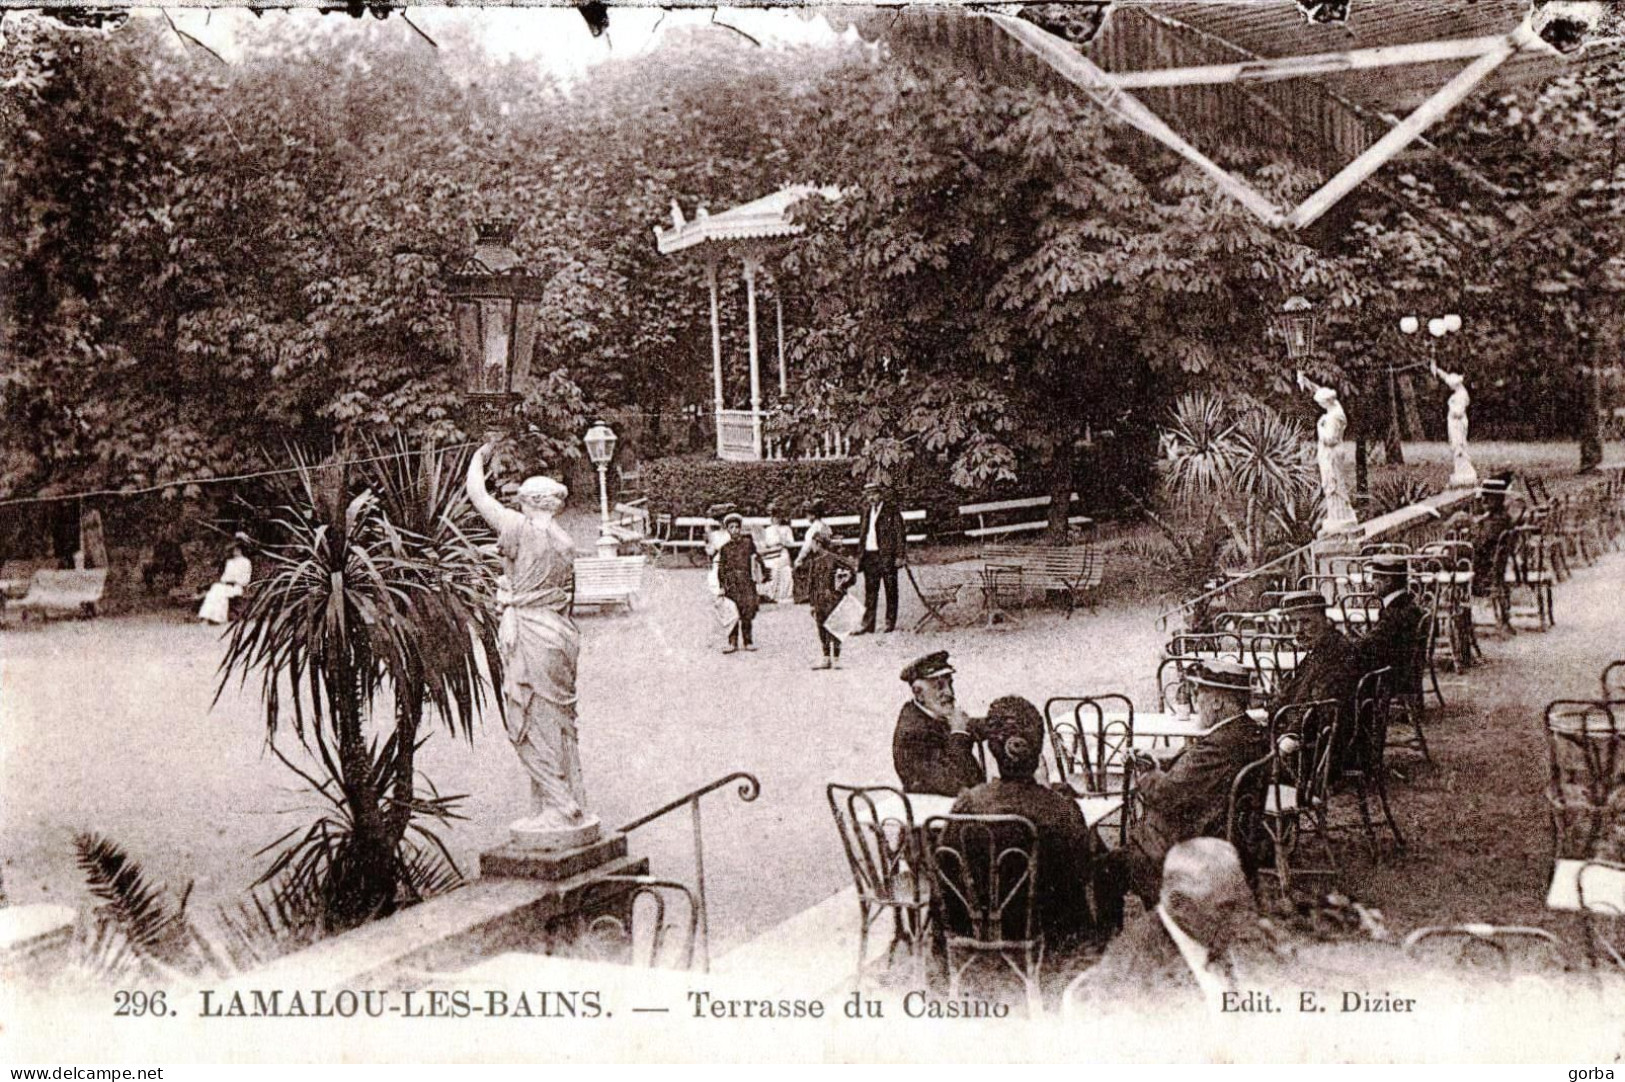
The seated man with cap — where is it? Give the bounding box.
[1360,555,1424,701]
[892,651,986,797]
[1124,660,1269,905]
[1065,837,1278,1013]
[946,696,1124,952]
[1273,589,1363,775]
[1470,473,1516,599]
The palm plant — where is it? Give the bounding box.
[1160,391,1318,566]
[217,440,502,932]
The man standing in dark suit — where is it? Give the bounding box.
[852,480,906,635]
[892,651,985,796]
[1124,661,1269,904]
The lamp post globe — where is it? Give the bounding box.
[1443,313,1463,333]
[1399,316,1420,335]
[583,420,618,556]
[1428,317,1448,338]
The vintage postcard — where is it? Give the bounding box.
[4,0,1625,1066]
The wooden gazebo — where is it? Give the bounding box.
[653,184,842,462]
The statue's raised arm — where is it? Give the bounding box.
[466,442,518,532]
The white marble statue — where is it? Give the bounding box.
[466,443,601,852]
[1433,362,1479,490]
[1298,372,1360,537]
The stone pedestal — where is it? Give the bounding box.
[1310,535,1362,578]
[445,831,648,964]
[508,812,601,853]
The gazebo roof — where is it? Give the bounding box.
[654,184,842,256]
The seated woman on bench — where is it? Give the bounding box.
[198,543,252,625]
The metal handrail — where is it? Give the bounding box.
[617,771,761,972]
[1158,541,1315,628]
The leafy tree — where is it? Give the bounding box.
[776,60,1362,533]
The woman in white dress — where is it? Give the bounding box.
[198,544,252,624]
[757,503,797,603]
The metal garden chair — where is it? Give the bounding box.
[586,877,702,970]
[1339,667,1406,857]
[925,813,1043,1013]
[1402,925,1564,975]
[1542,701,1625,862]
[826,784,934,987]
[1547,858,1625,971]
[1602,661,1625,706]
[1228,700,1342,898]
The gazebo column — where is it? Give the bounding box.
[743,255,763,459]
[775,292,787,398]
[706,259,724,457]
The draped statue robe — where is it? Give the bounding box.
[493,508,591,833]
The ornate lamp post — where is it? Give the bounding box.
[583,419,619,557]
[1277,295,1317,361]
[445,221,548,436]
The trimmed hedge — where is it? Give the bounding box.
[641,456,868,520]
[640,443,1157,541]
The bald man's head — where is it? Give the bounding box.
[1161,838,1258,953]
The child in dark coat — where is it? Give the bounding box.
[804,533,854,670]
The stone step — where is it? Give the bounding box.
[711,885,890,996]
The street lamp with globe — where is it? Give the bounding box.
[583,420,619,557]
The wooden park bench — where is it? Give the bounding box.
[5,568,110,622]
[0,560,53,601]
[661,516,718,566]
[958,494,1091,540]
[815,509,928,548]
[571,555,646,614]
[977,544,1104,617]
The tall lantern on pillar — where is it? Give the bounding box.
[445,221,548,433]
[1277,295,1317,361]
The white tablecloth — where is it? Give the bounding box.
[870,790,1121,830]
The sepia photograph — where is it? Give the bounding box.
[4,0,1625,1066]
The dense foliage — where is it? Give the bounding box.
[774,59,1365,534]
[3,9,1622,553]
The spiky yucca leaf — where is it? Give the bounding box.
[72,832,202,975]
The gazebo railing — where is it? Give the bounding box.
[765,427,852,461]
[716,409,758,461]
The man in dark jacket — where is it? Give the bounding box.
[852,480,907,635]
[1065,838,1279,1015]
[945,696,1122,952]
[1124,661,1269,904]
[892,651,985,796]
[1359,555,1424,700]
[1273,590,1363,776]
[1470,474,1515,600]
